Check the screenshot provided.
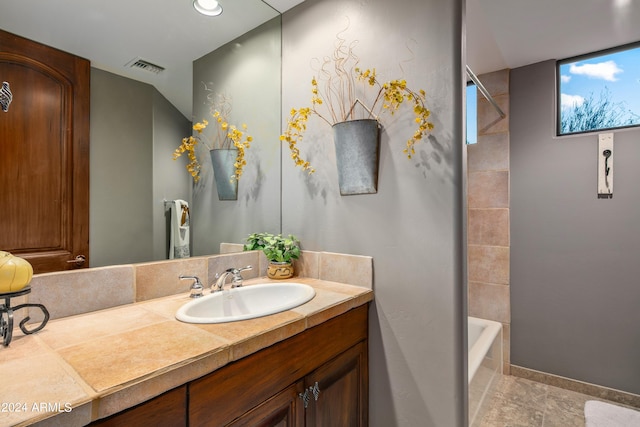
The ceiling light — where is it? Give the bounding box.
[193,0,223,16]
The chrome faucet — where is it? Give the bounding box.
[213,266,252,292]
[179,275,204,298]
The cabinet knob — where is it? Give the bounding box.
[299,382,320,409]
[311,382,320,401]
[299,389,311,408]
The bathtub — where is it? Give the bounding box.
[468,316,503,426]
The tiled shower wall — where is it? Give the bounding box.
[467,69,511,374]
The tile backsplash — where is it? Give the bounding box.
[29,265,135,322]
[25,247,373,323]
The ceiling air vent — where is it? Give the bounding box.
[126,58,165,74]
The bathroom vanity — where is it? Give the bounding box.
[0,276,372,426]
[92,304,367,426]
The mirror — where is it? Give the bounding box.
[0,1,282,268]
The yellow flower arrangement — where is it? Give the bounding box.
[173,95,253,183]
[281,39,434,173]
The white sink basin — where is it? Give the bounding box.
[175,282,316,324]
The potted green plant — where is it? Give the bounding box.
[244,233,301,279]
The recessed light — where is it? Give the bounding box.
[193,0,223,16]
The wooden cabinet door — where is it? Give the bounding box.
[305,341,368,427]
[226,382,305,427]
[0,29,90,273]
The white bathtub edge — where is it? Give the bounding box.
[468,316,502,384]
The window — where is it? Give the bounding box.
[466,83,477,145]
[557,42,640,136]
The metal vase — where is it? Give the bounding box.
[332,119,381,195]
[209,149,238,200]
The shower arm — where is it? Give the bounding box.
[466,65,506,119]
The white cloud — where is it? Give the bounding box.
[569,60,622,81]
[561,93,585,110]
[561,75,571,83]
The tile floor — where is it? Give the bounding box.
[478,375,638,427]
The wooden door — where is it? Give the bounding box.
[306,342,369,427]
[0,29,89,273]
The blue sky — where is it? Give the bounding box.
[559,45,640,125]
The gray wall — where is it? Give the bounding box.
[282,0,465,425]
[191,17,282,256]
[511,60,640,395]
[152,90,193,261]
[90,3,466,424]
[90,68,191,267]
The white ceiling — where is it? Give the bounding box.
[2,0,639,118]
[0,0,303,119]
[467,0,640,76]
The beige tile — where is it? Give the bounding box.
[296,278,373,311]
[37,305,169,350]
[135,257,208,301]
[29,265,135,321]
[480,396,544,427]
[58,321,229,392]
[138,293,193,320]
[478,95,509,135]
[468,208,509,247]
[492,376,548,409]
[0,334,41,362]
[30,402,93,427]
[502,323,511,375]
[477,69,510,97]
[94,349,229,419]
[294,250,320,279]
[219,242,244,253]
[207,252,261,287]
[468,245,510,285]
[468,281,510,323]
[319,252,373,289]
[257,251,269,277]
[468,171,509,209]
[193,310,306,361]
[468,132,509,172]
[511,365,640,408]
[292,287,354,328]
[0,339,92,427]
[308,279,374,298]
[543,386,592,426]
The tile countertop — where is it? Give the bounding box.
[0,278,373,427]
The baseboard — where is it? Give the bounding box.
[511,365,640,409]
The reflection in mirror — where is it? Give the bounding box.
[191,17,282,259]
[0,1,282,269]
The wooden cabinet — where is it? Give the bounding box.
[227,382,305,427]
[190,305,368,427]
[304,342,368,427]
[89,386,187,427]
[89,305,368,427]
[217,341,367,427]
